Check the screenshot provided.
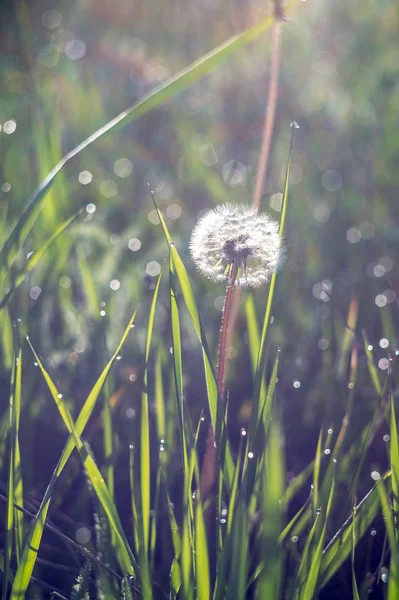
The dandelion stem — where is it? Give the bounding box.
[200,265,235,499]
[217,264,236,398]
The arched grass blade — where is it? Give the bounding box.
[0,211,79,311]
[10,309,138,599]
[0,1,301,284]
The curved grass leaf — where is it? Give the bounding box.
[10,309,138,599]
[0,211,79,311]
[0,1,301,285]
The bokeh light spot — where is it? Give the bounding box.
[79,171,92,185]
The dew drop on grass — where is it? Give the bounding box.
[248,452,254,459]
[324,449,330,455]
[241,428,247,436]
[383,434,390,442]
[100,310,106,317]
[368,344,373,351]
[116,353,123,360]
[220,518,226,524]
[57,393,63,399]
[327,428,333,435]
[291,535,299,543]
[290,121,300,129]
[371,529,377,536]
[371,471,380,481]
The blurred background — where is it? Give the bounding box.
[1,0,399,596]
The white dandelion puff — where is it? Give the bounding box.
[190,204,285,288]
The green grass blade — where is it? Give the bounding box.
[10,309,138,599]
[0,1,301,283]
[13,344,24,565]
[299,475,335,600]
[169,254,189,479]
[252,124,296,435]
[76,244,100,319]
[389,378,399,538]
[141,273,162,565]
[26,339,136,574]
[319,471,391,588]
[351,506,360,600]
[2,352,16,600]
[195,495,211,600]
[258,418,284,600]
[0,211,79,310]
[376,478,399,599]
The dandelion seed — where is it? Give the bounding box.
[189,204,284,288]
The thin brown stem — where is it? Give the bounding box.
[200,265,236,499]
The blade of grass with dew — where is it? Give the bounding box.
[389,376,399,538]
[319,471,392,588]
[240,350,279,505]
[181,512,194,600]
[150,191,234,489]
[258,417,284,600]
[76,244,100,320]
[226,501,248,600]
[299,474,335,600]
[195,477,211,600]
[0,211,79,311]
[154,346,166,445]
[139,273,162,600]
[245,293,260,376]
[169,253,189,482]
[128,445,140,553]
[251,124,295,440]
[10,310,138,599]
[213,440,244,600]
[13,342,24,565]
[26,338,136,576]
[362,331,382,396]
[0,1,301,284]
[376,478,399,599]
[2,350,16,600]
[351,506,360,600]
[0,306,13,369]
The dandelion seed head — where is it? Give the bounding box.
[190,204,284,288]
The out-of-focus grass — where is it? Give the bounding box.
[1,0,399,598]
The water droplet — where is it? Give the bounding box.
[57,393,63,399]
[220,518,226,524]
[200,416,205,422]
[327,428,333,435]
[333,458,337,463]
[100,310,106,317]
[293,380,301,388]
[383,434,390,442]
[291,535,299,543]
[316,508,321,515]
[34,361,38,367]
[381,567,389,583]
[116,353,122,360]
[129,444,134,450]
[371,471,380,481]
[241,428,247,436]
[368,344,373,351]
[248,451,254,459]
[371,529,377,536]
[324,448,331,455]
[290,121,300,129]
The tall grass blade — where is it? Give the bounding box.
[258,418,284,600]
